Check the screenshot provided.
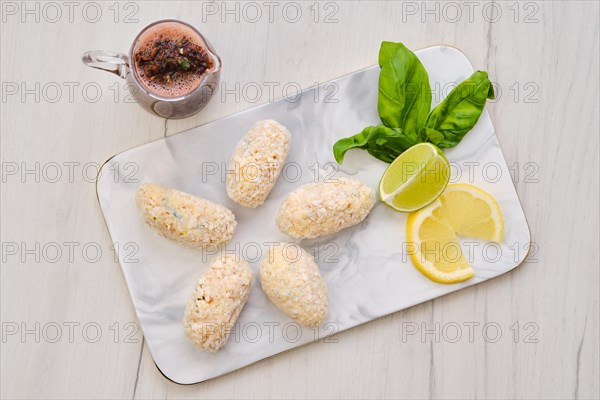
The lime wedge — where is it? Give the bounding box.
[379,143,450,212]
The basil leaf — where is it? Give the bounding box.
[377,42,432,138]
[378,41,403,67]
[423,127,444,145]
[333,124,420,164]
[424,70,495,148]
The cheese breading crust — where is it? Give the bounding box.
[226,120,291,208]
[276,178,375,239]
[183,254,253,352]
[136,183,236,249]
[259,243,328,327]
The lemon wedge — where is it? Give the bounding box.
[406,184,504,283]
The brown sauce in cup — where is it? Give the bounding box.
[133,22,214,98]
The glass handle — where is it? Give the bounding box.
[82,50,130,79]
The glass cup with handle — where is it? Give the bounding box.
[82,19,221,119]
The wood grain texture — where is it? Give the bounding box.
[1,1,598,399]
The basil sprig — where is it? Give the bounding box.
[333,42,494,164]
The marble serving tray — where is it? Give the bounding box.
[96,45,531,384]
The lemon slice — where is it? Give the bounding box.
[406,184,504,284]
[379,143,450,212]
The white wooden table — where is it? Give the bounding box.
[1,1,598,399]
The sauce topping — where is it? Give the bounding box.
[134,36,213,85]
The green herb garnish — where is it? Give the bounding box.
[179,57,191,70]
[333,42,494,164]
[423,71,495,148]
